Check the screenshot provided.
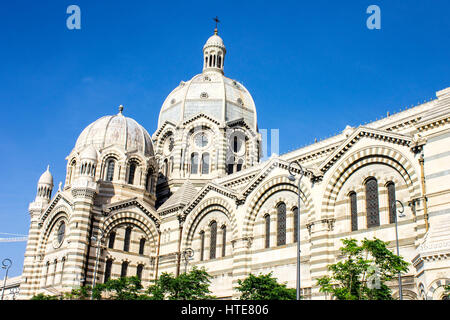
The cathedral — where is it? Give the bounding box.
[18,27,450,300]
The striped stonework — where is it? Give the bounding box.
[19,79,450,300]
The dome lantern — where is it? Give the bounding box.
[203,26,226,74]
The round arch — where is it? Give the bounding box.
[101,211,159,255]
[320,145,421,219]
[243,175,313,239]
[182,197,237,248]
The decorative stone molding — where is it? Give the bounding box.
[71,187,96,200]
[182,113,221,127]
[319,127,413,174]
[231,237,253,249]
[158,253,178,263]
[305,218,335,234]
[104,198,160,228]
[41,193,73,223]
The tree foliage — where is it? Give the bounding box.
[31,268,214,300]
[94,276,151,300]
[236,272,296,300]
[147,267,215,300]
[31,293,60,300]
[316,238,409,300]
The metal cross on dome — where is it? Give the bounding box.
[213,16,220,29]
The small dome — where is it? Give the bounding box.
[74,107,154,157]
[204,34,225,50]
[39,166,53,186]
[80,145,98,161]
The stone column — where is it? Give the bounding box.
[308,218,335,300]
[231,237,253,299]
[63,182,97,290]
[18,204,44,299]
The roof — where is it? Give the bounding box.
[158,180,198,213]
[74,109,154,156]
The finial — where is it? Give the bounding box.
[46,165,50,171]
[118,105,124,114]
[58,182,62,191]
[213,16,220,34]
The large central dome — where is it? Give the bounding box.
[157,30,257,131]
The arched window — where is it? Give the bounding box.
[221,225,227,257]
[210,221,217,260]
[145,168,154,193]
[123,227,132,252]
[349,192,358,231]
[60,257,66,284]
[108,231,116,249]
[213,55,216,67]
[277,203,286,246]
[139,238,146,255]
[170,156,174,173]
[365,177,380,228]
[52,260,57,285]
[233,136,238,153]
[201,153,210,174]
[136,264,144,280]
[191,153,199,174]
[57,222,66,245]
[163,159,168,177]
[128,162,137,185]
[44,261,50,286]
[227,156,234,174]
[104,259,113,282]
[205,56,208,68]
[293,207,299,243]
[218,55,222,68]
[200,231,205,261]
[236,159,243,172]
[105,159,115,182]
[264,214,270,248]
[209,54,212,67]
[120,261,128,278]
[387,182,396,224]
[69,160,76,184]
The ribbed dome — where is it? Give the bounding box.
[38,166,53,186]
[158,72,257,130]
[204,34,225,50]
[74,109,154,156]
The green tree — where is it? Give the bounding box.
[316,238,409,300]
[31,293,60,300]
[147,267,215,300]
[444,284,450,298]
[94,276,151,300]
[235,272,296,300]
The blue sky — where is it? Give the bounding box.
[0,0,449,278]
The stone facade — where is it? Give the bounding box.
[18,29,450,300]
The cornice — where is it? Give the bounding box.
[153,120,176,139]
[182,183,239,216]
[182,112,222,127]
[319,126,413,174]
[40,192,73,223]
[103,197,160,228]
